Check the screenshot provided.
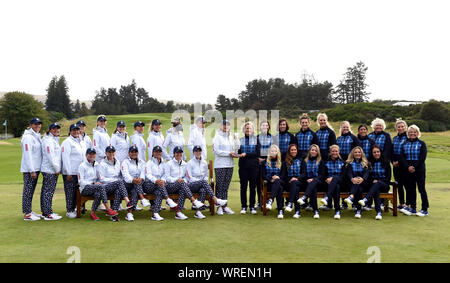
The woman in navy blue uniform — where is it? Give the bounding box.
[238,122,260,215]
[368,118,392,161]
[281,144,306,219]
[274,118,297,161]
[357,124,375,158]
[400,125,429,217]
[256,120,273,209]
[295,113,318,159]
[391,118,408,211]
[336,121,360,162]
[343,146,370,219]
[315,113,336,161]
[263,145,285,219]
[297,144,325,219]
[321,145,345,219]
[359,145,391,220]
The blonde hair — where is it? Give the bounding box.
[395,118,408,129]
[305,144,322,165]
[371,118,386,131]
[299,113,311,125]
[407,125,422,138]
[316,113,334,130]
[266,144,282,169]
[242,121,255,135]
[346,146,369,168]
[329,144,342,160]
[339,121,353,135]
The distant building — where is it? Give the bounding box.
[393,101,424,107]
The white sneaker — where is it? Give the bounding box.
[284,203,293,212]
[334,211,341,220]
[44,213,62,220]
[319,205,331,211]
[215,198,227,207]
[305,205,313,212]
[380,203,385,211]
[31,211,43,219]
[320,198,328,206]
[194,211,206,219]
[223,207,235,215]
[313,212,320,219]
[250,208,257,215]
[141,198,151,208]
[358,199,367,207]
[151,213,164,221]
[217,206,224,215]
[175,211,188,220]
[375,213,382,220]
[277,211,284,219]
[135,205,143,211]
[193,199,205,209]
[355,211,362,219]
[66,211,77,219]
[266,199,273,210]
[125,212,135,221]
[293,211,301,219]
[118,204,125,211]
[97,203,107,211]
[297,197,306,205]
[24,213,41,221]
[363,206,372,211]
[166,198,178,209]
[240,208,247,215]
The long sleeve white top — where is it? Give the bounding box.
[145,157,166,183]
[80,133,92,150]
[110,131,130,163]
[147,130,170,161]
[163,158,188,183]
[20,128,42,173]
[130,131,147,162]
[186,157,209,183]
[93,126,111,162]
[98,157,122,184]
[77,160,100,192]
[163,128,186,160]
[187,124,207,160]
[120,157,146,184]
[41,133,62,174]
[212,130,235,169]
[61,135,85,176]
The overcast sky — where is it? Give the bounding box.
[1,0,449,105]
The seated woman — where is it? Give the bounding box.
[343,146,370,219]
[78,148,118,221]
[98,145,135,222]
[297,144,326,219]
[121,146,151,221]
[281,144,306,219]
[263,145,285,219]
[164,146,205,220]
[186,146,227,219]
[143,145,179,221]
[321,145,346,219]
[358,145,391,220]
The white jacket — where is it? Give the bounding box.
[61,135,85,176]
[187,125,207,160]
[98,157,122,184]
[186,157,208,183]
[110,131,130,163]
[93,126,111,162]
[80,133,92,150]
[147,131,170,161]
[163,158,188,183]
[164,128,186,160]
[130,131,147,162]
[41,133,62,174]
[20,128,42,173]
[121,157,146,184]
[145,157,166,183]
[78,160,100,192]
[212,130,235,169]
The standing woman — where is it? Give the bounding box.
[281,144,306,219]
[359,145,391,220]
[368,118,392,161]
[93,115,111,162]
[263,145,285,219]
[40,123,63,220]
[297,144,326,219]
[238,122,260,215]
[21,117,43,221]
[110,120,131,163]
[336,121,360,162]
[256,120,273,209]
[357,124,376,158]
[315,113,336,161]
[164,117,186,160]
[77,120,92,150]
[343,146,370,219]
[61,123,84,219]
[400,125,429,217]
[274,118,297,161]
[130,121,147,162]
[212,120,239,215]
[147,119,170,161]
[321,145,346,219]
[391,118,408,211]
[295,113,318,159]
[187,116,208,161]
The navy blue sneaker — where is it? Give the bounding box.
[404,207,417,216]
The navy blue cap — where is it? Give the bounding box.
[105,145,116,152]
[222,119,230,125]
[152,145,163,152]
[86,148,96,155]
[129,145,139,152]
[76,120,86,126]
[69,123,80,131]
[134,121,145,128]
[173,146,184,154]
[117,121,126,127]
[193,145,202,152]
[97,115,107,122]
[48,123,61,130]
[151,119,162,126]
[30,117,42,125]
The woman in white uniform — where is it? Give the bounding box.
[77,120,92,150]
[147,119,170,161]
[110,120,130,163]
[163,117,186,160]
[93,115,111,162]
[130,121,147,162]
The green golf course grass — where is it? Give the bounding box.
[0,114,449,263]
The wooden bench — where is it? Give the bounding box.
[262,180,398,216]
[76,160,216,217]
